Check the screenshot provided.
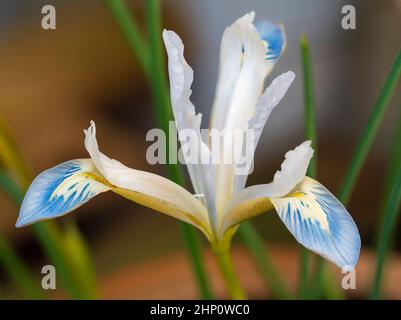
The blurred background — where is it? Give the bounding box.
[0,0,401,299]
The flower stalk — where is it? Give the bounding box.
[376,104,401,234]
[299,33,316,299]
[104,0,150,76]
[371,104,401,299]
[371,164,401,299]
[212,243,246,300]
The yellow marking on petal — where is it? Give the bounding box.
[112,187,212,241]
[220,197,274,238]
[50,168,212,239]
[271,177,331,232]
[50,172,112,201]
[290,191,307,198]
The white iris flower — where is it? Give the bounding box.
[16,13,360,269]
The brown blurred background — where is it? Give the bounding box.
[0,0,401,298]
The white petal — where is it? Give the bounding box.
[84,121,210,234]
[162,30,217,228]
[221,141,313,233]
[233,71,295,192]
[210,12,269,132]
[272,140,314,195]
[209,12,272,217]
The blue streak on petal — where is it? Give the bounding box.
[255,20,286,63]
[273,178,361,269]
[16,159,110,227]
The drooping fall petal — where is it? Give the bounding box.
[222,141,360,268]
[17,122,211,238]
[17,159,110,227]
[271,177,361,269]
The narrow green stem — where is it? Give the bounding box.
[371,100,401,299]
[238,222,291,299]
[105,0,150,75]
[0,232,45,299]
[62,221,98,298]
[338,46,401,204]
[298,250,310,298]
[0,169,22,204]
[179,223,214,299]
[144,0,178,169]
[310,257,325,298]
[0,170,94,299]
[371,165,401,299]
[299,33,317,299]
[32,222,90,299]
[301,34,317,178]
[376,103,401,237]
[212,245,246,300]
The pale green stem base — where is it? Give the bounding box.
[212,245,246,300]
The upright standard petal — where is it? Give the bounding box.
[221,141,313,234]
[84,121,210,236]
[163,30,217,229]
[271,177,361,269]
[16,159,110,227]
[210,12,271,131]
[233,71,296,192]
[211,12,271,219]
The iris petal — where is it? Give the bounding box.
[233,71,295,192]
[83,121,211,235]
[17,122,211,238]
[162,30,216,228]
[211,12,270,217]
[271,177,361,269]
[16,159,109,227]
